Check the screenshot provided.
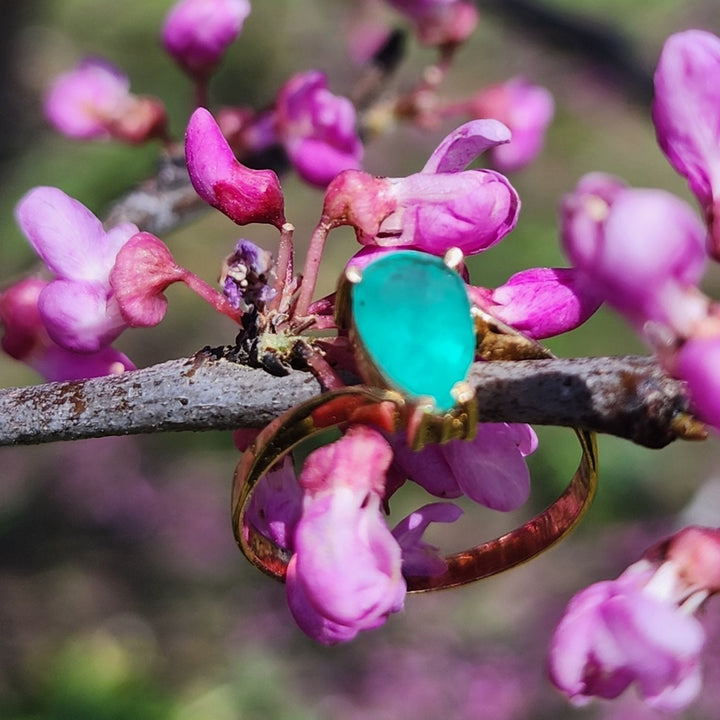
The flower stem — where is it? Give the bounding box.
[293,219,331,320]
[180,270,242,323]
[269,222,295,315]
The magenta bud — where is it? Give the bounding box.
[560,173,707,332]
[185,107,286,228]
[676,333,720,431]
[652,30,720,257]
[275,71,363,188]
[162,0,251,81]
[480,267,602,339]
[385,0,478,47]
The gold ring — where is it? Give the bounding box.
[231,387,598,592]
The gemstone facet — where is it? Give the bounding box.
[350,250,475,412]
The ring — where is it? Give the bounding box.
[231,386,598,591]
[231,249,599,592]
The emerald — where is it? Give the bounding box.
[350,250,475,412]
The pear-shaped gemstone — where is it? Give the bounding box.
[350,251,475,412]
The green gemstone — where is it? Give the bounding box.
[350,250,475,412]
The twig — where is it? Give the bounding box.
[475,0,653,106]
[0,353,697,449]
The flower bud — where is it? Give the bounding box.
[652,30,720,258]
[286,426,406,644]
[0,277,133,381]
[162,0,251,81]
[385,0,478,48]
[676,333,720,431]
[275,71,363,187]
[322,120,520,256]
[474,267,602,339]
[44,58,167,143]
[185,107,286,227]
[560,173,706,333]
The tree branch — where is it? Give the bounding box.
[0,353,697,449]
[475,0,653,106]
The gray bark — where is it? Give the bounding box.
[0,353,697,449]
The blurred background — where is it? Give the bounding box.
[1,1,720,718]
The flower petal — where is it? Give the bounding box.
[421,119,511,174]
[446,423,534,511]
[39,280,125,352]
[15,187,124,281]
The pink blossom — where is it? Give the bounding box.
[652,30,720,259]
[185,107,286,228]
[560,173,707,334]
[469,77,555,172]
[45,58,129,139]
[384,0,478,47]
[275,71,363,187]
[161,0,251,81]
[676,334,720,430]
[0,277,133,381]
[391,502,463,576]
[15,186,141,353]
[110,231,242,326]
[245,456,301,551]
[44,58,166,143]
[470,267,603,340]
[286,426,406,644]
[391,423,537,511]
[322,120,520,256]
[550,527,720,711]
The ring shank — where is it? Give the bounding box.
[231,387,598,593]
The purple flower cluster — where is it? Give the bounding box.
[561,30,720,431]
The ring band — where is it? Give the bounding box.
[231,386,598,592]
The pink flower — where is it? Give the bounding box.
[469,77,555,172]
[246,457,301,551]
[560,173,707,334]
[470,267,603,340]
[45,58,129,139]
[161,0,251,81]
[15,186,141,353]
[44,58,167,143]
[110,231,242,326]
[391,423,537,511]
[322,119,520,256]
[391,502,463,576]
[0,277,133,381]
[275,71,363,188]
[286,426,406,644]
[652,30,720,259]
[550,527,720,712]
[384,0,479,47]
[676,334,720,430]
[185,107,286,228]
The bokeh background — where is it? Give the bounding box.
[1,1,720,718]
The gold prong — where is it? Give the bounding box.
[450,380,475,405]
[443,246,464,271]
[345,265,363,284]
